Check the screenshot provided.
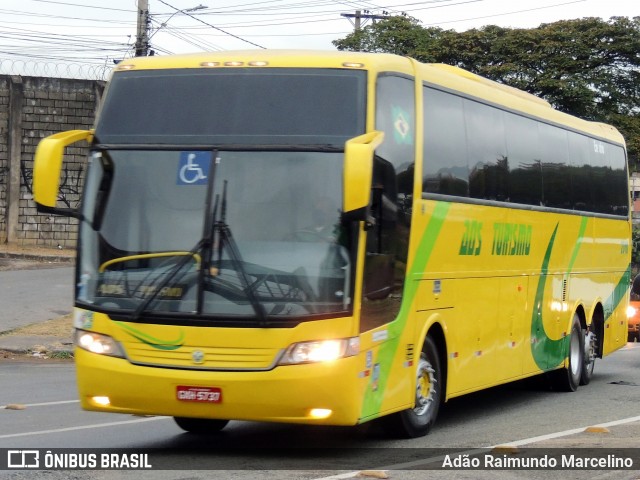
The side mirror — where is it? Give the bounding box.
[33,129,93,216]
[343,131,384,221]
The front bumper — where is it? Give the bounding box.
[75,348,363,425]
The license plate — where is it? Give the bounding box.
[176,386,222,403]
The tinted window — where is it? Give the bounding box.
[96,68,367,146]
[539,123,571,209]
[505,115,542,206]
[420,87,628,217]
[589,138,613,214]
[466,101,509,201]
[609,146,629,215]
[423,88,469,196]
[568,132,595,212]
[376,74,416,198]
[362,74,416,331]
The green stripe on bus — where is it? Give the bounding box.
[530,224,565,369]
[567,217,588,274]
[531,219,629,369]
[604,266,631,322]
[360,201,450,419]
[115,321,185,350]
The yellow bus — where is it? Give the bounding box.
[33,50,630,438]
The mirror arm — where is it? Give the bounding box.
[36,202,85,221]
[364,214,376,231]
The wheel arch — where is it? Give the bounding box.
[574,304,587,330]
[589,302,606,358]
[419,321,448,403]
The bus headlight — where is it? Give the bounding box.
[627,306,637,318]
[75,329,125,358]
[279,337,359,365]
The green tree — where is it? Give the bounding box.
[333,16,640,167]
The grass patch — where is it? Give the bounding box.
[49,350,74,359]
[3,313,73,338]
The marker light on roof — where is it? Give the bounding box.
[249,61,269,66]
[200,61,220,67]
[224,61,244,67]
[342,62,365,68]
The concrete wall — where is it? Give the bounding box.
[0,75,104,248]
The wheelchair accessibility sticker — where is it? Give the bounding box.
[177,151,211,185]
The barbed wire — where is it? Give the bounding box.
[0,58,113,81]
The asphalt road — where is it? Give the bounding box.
[1,343,639,479]
[1,258,639,479]
[0,264,74,332]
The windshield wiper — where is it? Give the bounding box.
[127,152,267,324]
[129,150,219,321]
[208,179,268,325]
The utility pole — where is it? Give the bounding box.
[341,10,390,32]
[135,0,150,57]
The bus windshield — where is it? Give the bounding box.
[77,149,355,322]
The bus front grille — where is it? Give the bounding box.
[122,342,282,371]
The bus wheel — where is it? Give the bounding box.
[380,336,442,438]
[551,314,583,392]
[173,417,229,434]
[580,330,597,386]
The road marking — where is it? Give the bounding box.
[312,414,640,479]
[496,414,640,447]
[1,400,79,409]
[0,416,168,439]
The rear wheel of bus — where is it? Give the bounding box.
[380,336,442,438]
[174,417,229,434]
[580,328,597,386]
[551,314,583,392]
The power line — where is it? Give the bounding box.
[155,0,266,49]
[421,0,586,26]
[149,18,223,51]
[26,0,135,13]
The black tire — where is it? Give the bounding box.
[551,314,583,392]
[580,329,596,386]
[380,336,442,438]
[173,417,229,434]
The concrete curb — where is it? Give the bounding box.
[0,334,74,357]
[0,251,75,264]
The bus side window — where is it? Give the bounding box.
[360,156,404,332]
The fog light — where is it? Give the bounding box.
[92,396,110,406]
[309,408,332,419]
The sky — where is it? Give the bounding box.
[0,0,637,77]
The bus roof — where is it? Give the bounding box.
[115,49,412,72]
[114,50,625,146]
[419,62,625,146]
